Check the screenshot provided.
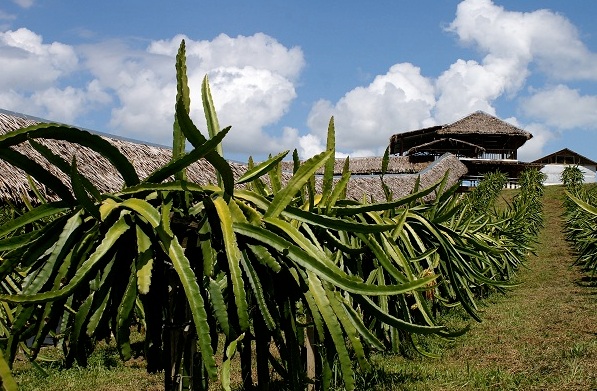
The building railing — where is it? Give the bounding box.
[461,175,519,189]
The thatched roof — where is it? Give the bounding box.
[1,109,467,205]
[280,156,431,175]
[334,153,467,202]
[0,109,247,203]
[532,148,597,166]
[389,111,532,155]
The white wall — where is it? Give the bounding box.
[541,164,597,185]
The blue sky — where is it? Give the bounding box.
[1,0,597,162]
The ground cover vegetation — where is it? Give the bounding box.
[0,41,546,390]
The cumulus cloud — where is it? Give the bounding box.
[0,28,78,90]
[448,0,597,81]
[517,123,554,162]
[79,33,305,153]
[305,63,436,157]
[0,28,108,122]
[522,85,597,130]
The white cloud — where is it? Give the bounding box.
[448,0,597,81]
[80,33,305,153]
[306,63,436,157]
[0,28,103,122]
[522,85,597,130]
[517,123,554,161]
[11,0,34,9]
[0,28,78,91]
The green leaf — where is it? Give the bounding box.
[265,149,333,219]
[143,124,230,184]
[116,269,137,361]
[236,150,289,185]
[202,75,223,158]
[0,349,18,391]
[135,226,153,295]
[116,199,161,228]
[28,138,101,201]
[333,180,440,216]
[308,273,355,390]
[174,99,234,199]
[0,147,75,204]
[0,216,130,304]
[173,40,189,173]
[246,244,281,272]
[212,197,249,331]
[165,235,217,380]
[207,277,230,338]
[22,210,83,295]
[352,295,446,335]
[234,222,437,296]
[0,201,69,238]
[0,123,140,186]
[0,231,38,251]
[70,157,101,219]
[321,117,336,203]
[220,333,244,391]
[240,253,276,331]
[381,147,390,175]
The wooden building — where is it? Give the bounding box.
[532,148,597,185]
[389,111,540,184]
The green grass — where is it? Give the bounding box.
[12,339,164,391]
[13,186,597,390]
[356,185,597,390]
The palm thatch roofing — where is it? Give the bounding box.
[333,153,467,202]
[532,148,597,166]
[280,156,431,175]
[0,109,467,205]
[389,111,532,157]
[0,109,247,203]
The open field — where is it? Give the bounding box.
[12,185,597,391]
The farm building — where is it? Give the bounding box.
[0,108,466,204]
[388,111,541,186]
[532,148,597,185]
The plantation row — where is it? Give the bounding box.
[0,41,545,391]
[562,166,597,277]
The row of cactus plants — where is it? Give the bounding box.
[562,165,597,276]
[0,41,546,391]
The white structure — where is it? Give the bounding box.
[532,148,597,185]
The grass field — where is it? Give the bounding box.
[13,185,597,390]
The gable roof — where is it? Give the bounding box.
[532,148,597,166]
[389,111,532,155]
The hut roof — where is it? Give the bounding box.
[1,109,467,205]
[280,155,431,175]
[0,109,247,203]
[389,111,532,155]
[532,148,597,166]
[335,153,467,202]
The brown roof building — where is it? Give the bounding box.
[389,111,540,182]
